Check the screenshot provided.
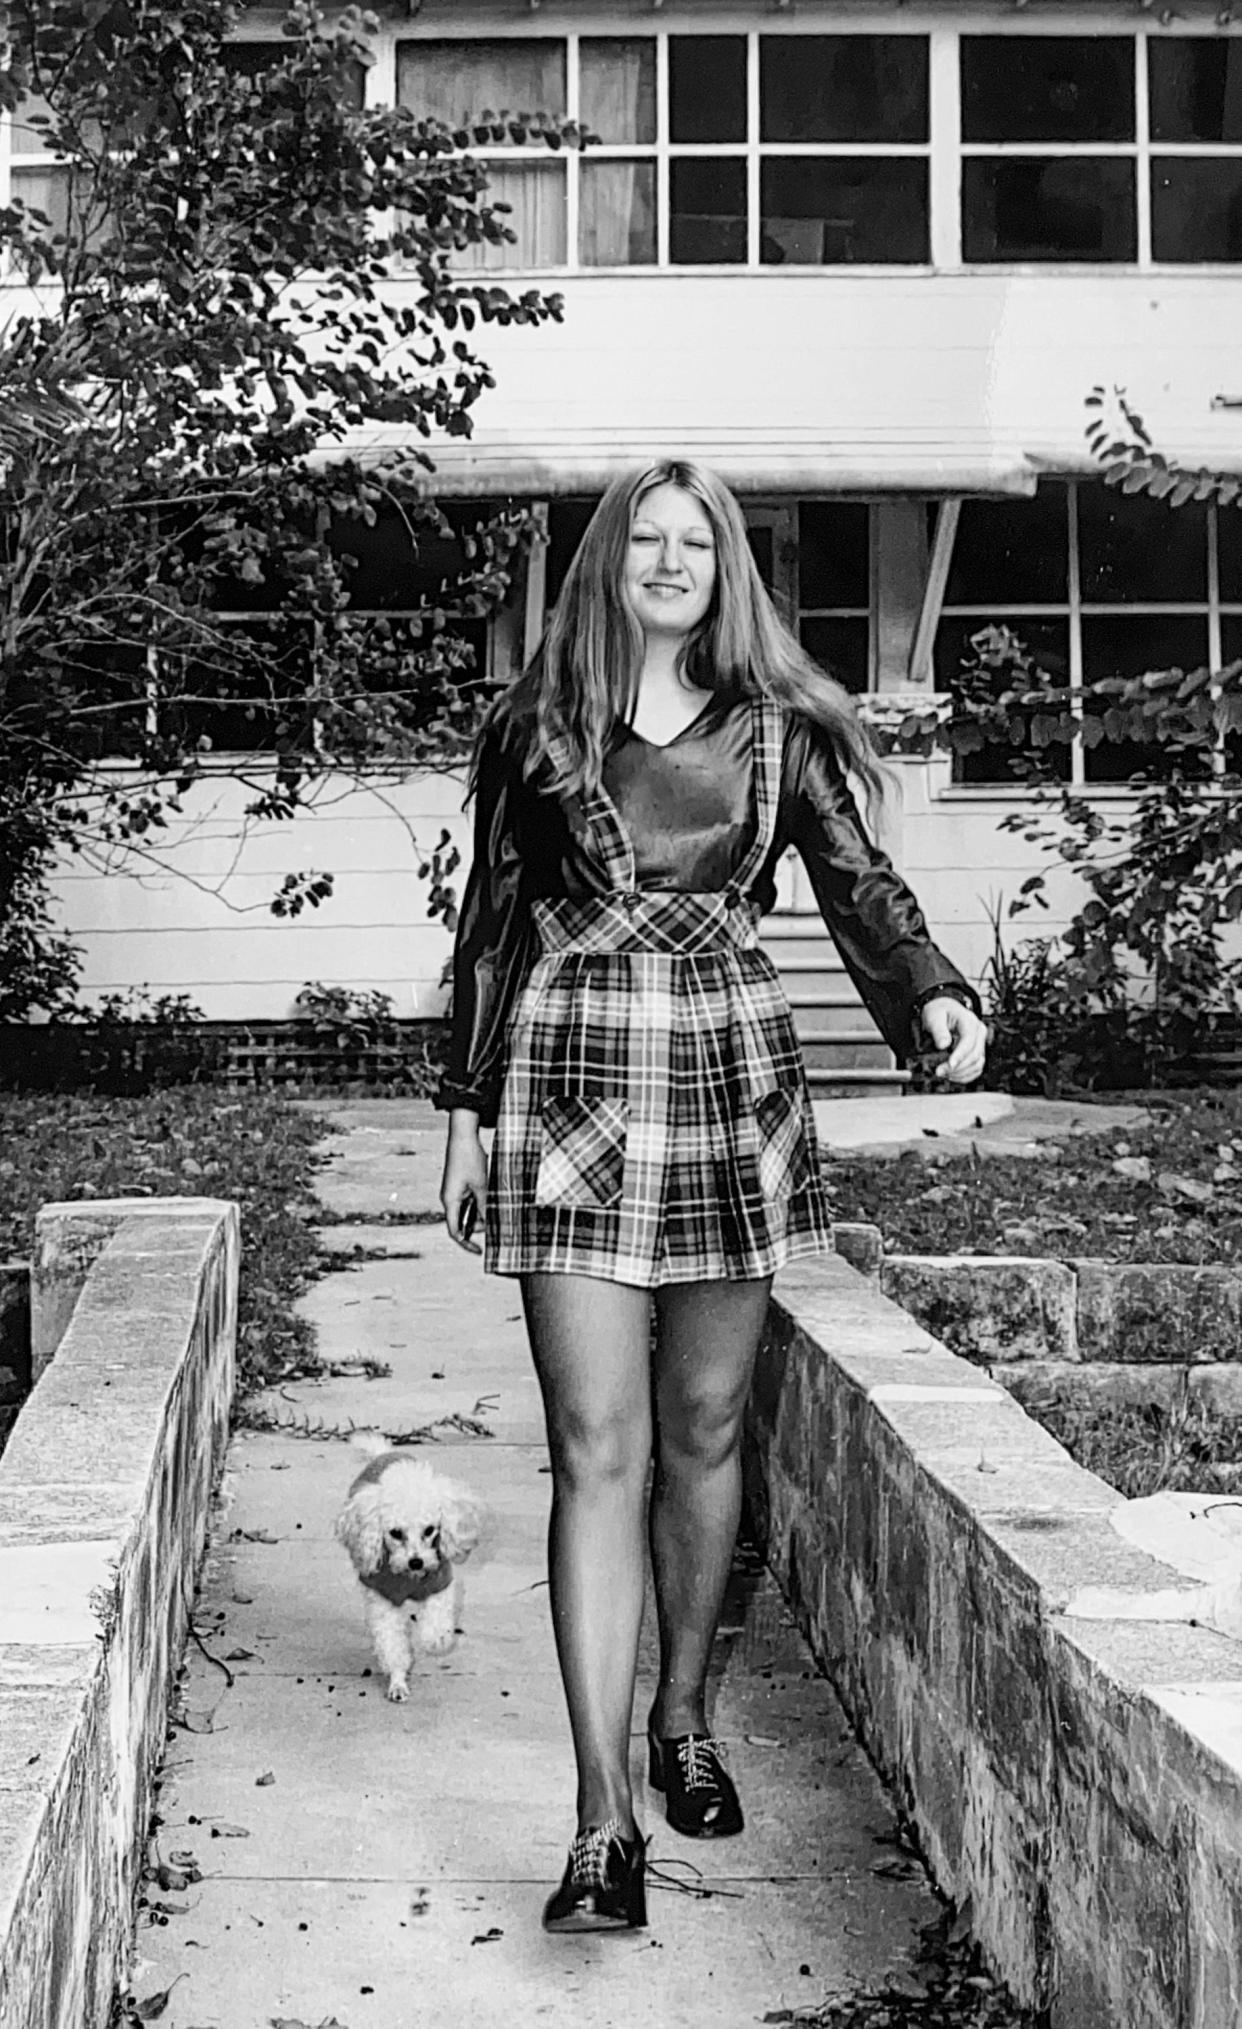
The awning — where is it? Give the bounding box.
[332,424,1040,498]
[323,269,1242,500]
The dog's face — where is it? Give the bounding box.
[336,1456,482,1581]
[379,1514,445,1578]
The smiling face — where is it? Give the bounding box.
[623,481,717,643]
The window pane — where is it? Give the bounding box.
[11,164,70,239]
[396,40,565,125]
[936,617,1071,784]
[1082,615,1208,781]
[1150,39,1242,143]
[669,158,747,264]
[581,161,656,265]
[1152,160,1242,262]
[580,39,655,144]
[459,161,566,268]
[327,507,493,611]
[1219,509,1242,601]
[1077,486,1207,602]
[669,37,747,144]
[546,500,597,608]
[761,159,928,264]
[945,489,1068,605]
[223,41,366,108]
[799,504,870,609]
[169,622,316,755]
[801,617,870,694]
[760,36,928,144]
[962,159,1136,262]
[961,37,1134,143]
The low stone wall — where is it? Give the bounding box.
[746,1251,1242,2029]
[0,1197,239,2029]
[873,1246,1242,1411]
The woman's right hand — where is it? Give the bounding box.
[441,1112,488,1255]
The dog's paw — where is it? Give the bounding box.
[385,1679,410,1703]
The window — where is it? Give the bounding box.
[397,39,568,269]
[961,37,1137,262]
[936,484,1233,787]
[164,504,508,755]
[222,40,367,108]
[798,503,871,694]
[1150,41,1242,260]
[395,31,930,268]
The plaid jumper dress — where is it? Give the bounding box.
[486,699,833,1287]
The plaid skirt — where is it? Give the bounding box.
[486,888,833,1287]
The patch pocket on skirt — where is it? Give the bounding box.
[753,1087,809,1201]
[535,1095,629,1210]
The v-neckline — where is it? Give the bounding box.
[622,696,718,751]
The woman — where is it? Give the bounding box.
[437,461,987,1935]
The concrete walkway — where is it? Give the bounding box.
[135,1101,951,2028]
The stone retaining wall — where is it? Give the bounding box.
[746,1251,1242,2029]
[871,1246,1242,1411]
[0,1197,239,2029]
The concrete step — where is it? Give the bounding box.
[807,1067,911,1097]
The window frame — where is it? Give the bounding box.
[935,481,1239,792]
[389,18,1242,275]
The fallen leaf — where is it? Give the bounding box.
[255,1770,276,1786]
[225,1648,256,1662]
[231,1592,254,1605]
[210,1822,251,1838]
[470,1927,503,1945]
[134,1974,187,2020]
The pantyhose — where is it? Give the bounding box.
[520,1272,773,1836]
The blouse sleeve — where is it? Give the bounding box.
[434,724,535,1127]
[782,717,982,1061]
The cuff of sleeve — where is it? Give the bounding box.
[433,1081,500,1130]
[909,981,983,1051]
[912,981,983,1018]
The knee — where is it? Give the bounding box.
[658,1389,747,1476]
[549,1407,648,1493]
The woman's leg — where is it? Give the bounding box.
[521,1273,653,1835]
[647,1277,772,1740]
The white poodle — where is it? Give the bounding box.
[334,1431,483,1702]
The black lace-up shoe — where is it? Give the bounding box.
[648,1732,744,1839]
[542,1819,648,1933]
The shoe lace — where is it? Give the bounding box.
[676,1735,729,1791]
[568,1818,625,1890]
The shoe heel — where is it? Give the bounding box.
[647,1731,665,1792]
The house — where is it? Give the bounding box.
[20,1,1242,1084]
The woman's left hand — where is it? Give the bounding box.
[918,996,989,1086]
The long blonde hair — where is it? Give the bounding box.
[485,459,887,811]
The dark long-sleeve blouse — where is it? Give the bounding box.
[436,696,979,1125]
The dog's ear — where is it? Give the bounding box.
[335,1489,386,1574]
[439,1486,482,1562]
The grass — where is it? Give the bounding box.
[0,1089,331,1406]
[822,1088,1242,1267]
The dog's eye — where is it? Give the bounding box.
[389,1527,407,1542]
[421,1526,437,1541]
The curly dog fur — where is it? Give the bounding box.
[335,1432,483,1702]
